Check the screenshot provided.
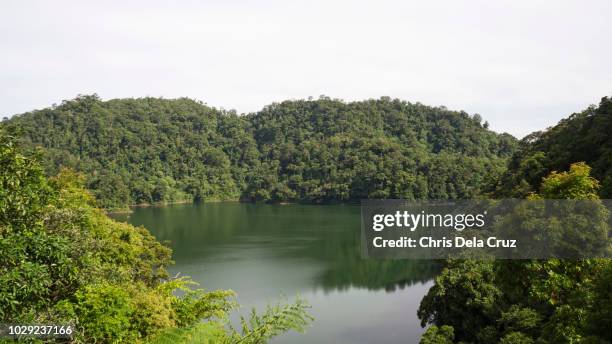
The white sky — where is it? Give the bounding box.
[1,0,611,138]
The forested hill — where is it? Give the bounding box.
[4,95,516,208]
[245,97,516,202]
[492,96,612,198]
[5,95,259,208]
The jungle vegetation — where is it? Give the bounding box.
[0,129,311,343]
[3,95,516,208]
[419,97,612,344]
[2,95,611,344]
[419,162,612,344]
[491,96,612,198]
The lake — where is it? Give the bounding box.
[114,203,438,344]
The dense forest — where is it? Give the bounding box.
[2,95,611,343]
[419,97,612,344]
[3,96,257,208]
[3,95,516,208]
[0,129,311,343]
[492,96,612,198]
[420,163,612,344]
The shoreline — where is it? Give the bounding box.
[104,198,241,215]
[104,198,361,214]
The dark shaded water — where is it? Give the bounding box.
[115,203,437,343]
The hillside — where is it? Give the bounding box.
[493,96,612,198]
[4,95,517,208]
[418,97,612,344]
[245,97,516,202]
[4,95,258,208]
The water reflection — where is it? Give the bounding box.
[115,203,438,344]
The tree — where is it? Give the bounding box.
[420,326,455,344]
[419,162,612,344]
[493,96,612,198]
[0,130,311,343]
[4,95,516,207]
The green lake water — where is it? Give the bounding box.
[114,203,438,344]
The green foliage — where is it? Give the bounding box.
[0,129,73,319]
[148,322,226,344]
[70,284,134,342]
[148,298,313,344]
[498,331,534,344]
[420,325,455,344]
[586,262,612,342]
[0,131,52,229]
[0,130,310,343]
[492,96,612,198]
[498,306,540,336]
[55,279,237,343]
[494,167,610,258]
[4,95,516,207]
[159,277,236,327]
[245,97,515,202]
[419,163,612,344]
[227,298,313,344]
[4,95,254,208]
[417,259,501,340]
[538,162,600,200]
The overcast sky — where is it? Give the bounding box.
[1,0,611,138]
